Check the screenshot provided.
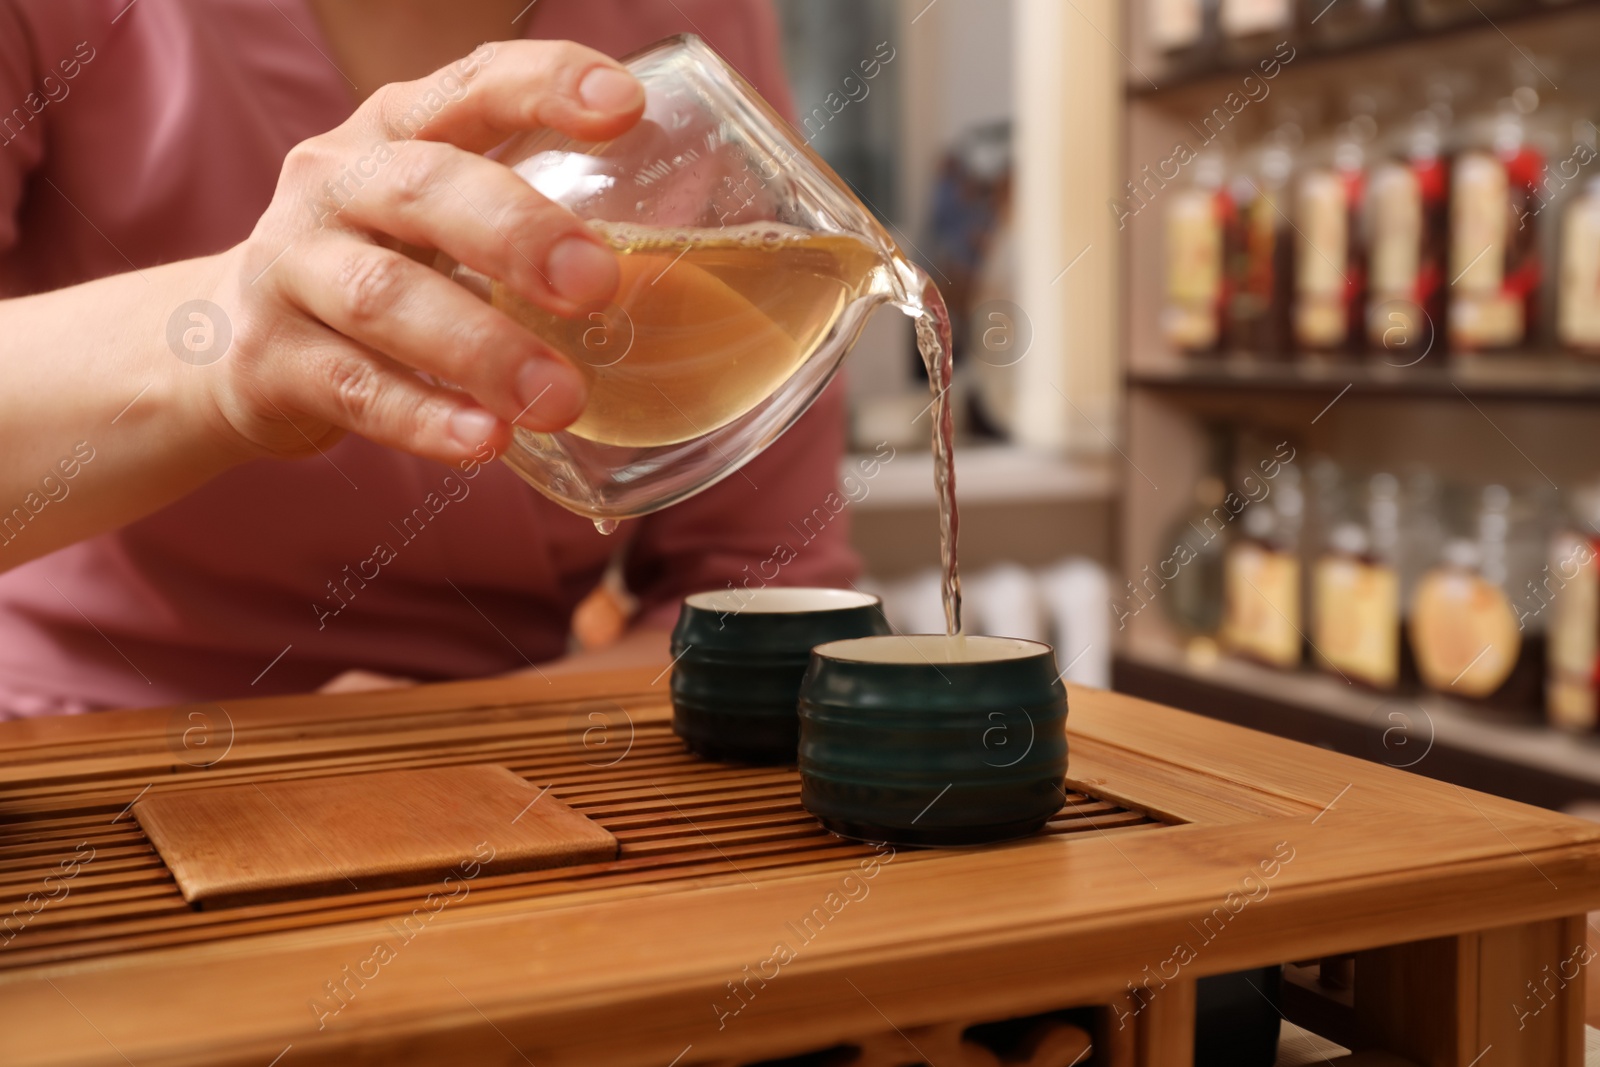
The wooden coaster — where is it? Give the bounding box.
[134,764,617,908]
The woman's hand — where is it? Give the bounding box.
[202,41,645,464]
[0,40,644,572]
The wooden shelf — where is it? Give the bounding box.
[1129,355,1600,404]
[1113,1,1600,819]
[1127,0,1600,99]
[1113,642,1600,811]
[843,446,1117,510]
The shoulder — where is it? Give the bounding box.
[0,0,212,102]
[5,0,128,52]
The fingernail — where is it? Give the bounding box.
[448,407,500,450]
[547,235,619,306]
[515,359,586,428]
[579,66,643,112]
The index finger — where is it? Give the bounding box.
[358,39,646,153]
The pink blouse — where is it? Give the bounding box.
[0,0,856,716]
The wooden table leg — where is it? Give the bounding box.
[1115,977,1195,1067]
[1355,915,1589,1067]
[1096,1003,1138,1067]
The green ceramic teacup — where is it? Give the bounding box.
[670,587,891,764]
[798,634,1069,846]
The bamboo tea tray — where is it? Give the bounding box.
[1,667,1599,1066]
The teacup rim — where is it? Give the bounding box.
[811,633,1055,666]
[684,586,882,616]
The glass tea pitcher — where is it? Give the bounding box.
[447,34,942,529]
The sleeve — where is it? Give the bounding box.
[625,379,862,627]
[0,0,45,255]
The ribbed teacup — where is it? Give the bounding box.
[798,634,1069,845]
[670,587,891,763]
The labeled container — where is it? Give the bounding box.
[1222,461,1305,669]
[1367,105,1450,362]
[1410,485,1551,706]
[1559,175,1600,355]
[1447,79,1549,354]
[1312,518,1402,689]
[1164,153,1232,355]
[1149,0,1219,76]
[1294,101,1372,357]
[1547,486,1600,730]
[1227,126,1297,356]
[1219,0,1296,63]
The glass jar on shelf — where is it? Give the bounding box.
[1294,96,1375,359]
[1409,537,1519,699]
[1222,459,1304,669]
[1559,173,1600,355]
[1148,0,1219,76]
[1158,425,1237,661]
[1366,96,1451,363]
[1447,65,1555,356]
[1547,484,1600,731]
[1312,518,1403,689]
[1162,151,1232,356]
[1227,119,1299,358]
[1553,104,1600,356]
[1218,0,1297,63]
[1397,466,1447,682]
[1409,484,1548,708]
[1304,453,1349,565]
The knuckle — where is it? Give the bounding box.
[454,313,503,358]
[280,139,327,181]
[225,303,274,364]
[377,82,437,142]
[325,352,380,425]
[334,251,408,325]
[407,394,449,440]
[382,146,442,207]
[493,194,556,248]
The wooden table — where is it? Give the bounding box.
[2,668,1599,1066]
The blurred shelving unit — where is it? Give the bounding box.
[846,446,1118,580]
[1110,0,1600,811]
[1126,0,1600,97]
[1131,355,1600,404]
[843,446,1116,510]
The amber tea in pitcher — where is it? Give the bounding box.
[492,223,882,448]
